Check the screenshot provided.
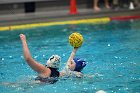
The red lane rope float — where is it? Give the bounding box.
[110,15,140,20]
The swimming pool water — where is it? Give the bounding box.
[0,19,140,93]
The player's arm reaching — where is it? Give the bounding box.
[20,34,48,74]
[66,47,78,66]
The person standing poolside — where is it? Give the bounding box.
[93,0,111,12]
[20,34,61,84]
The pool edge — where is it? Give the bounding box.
[0,17,110,31]
[0,15,140,31]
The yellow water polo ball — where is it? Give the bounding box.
[69,32,84,48]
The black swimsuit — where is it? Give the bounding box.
[35,67,60,84]
[49,67,60,77]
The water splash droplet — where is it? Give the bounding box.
[108,44,110,46]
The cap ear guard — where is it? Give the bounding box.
[73,58,86,72]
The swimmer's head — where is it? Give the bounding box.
[73,58,86,72]
[46,55,61,69]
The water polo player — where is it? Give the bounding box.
[60,47,86,77]
[60,32,86,77]
[20,34,61,84]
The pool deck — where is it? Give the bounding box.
[0,7,140,27]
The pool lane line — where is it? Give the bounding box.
[0,15,140,31]
[110,15,140,20]
[0,17,110,31]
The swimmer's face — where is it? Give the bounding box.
[68,59,76,71]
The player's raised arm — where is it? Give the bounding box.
[20,34,46,73]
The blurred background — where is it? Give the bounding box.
[0,0,140,26]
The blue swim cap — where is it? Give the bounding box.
[73,58,86,72]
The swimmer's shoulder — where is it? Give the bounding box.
[60,69,83,78]
[59,72,65,77]
[38,68,51,77]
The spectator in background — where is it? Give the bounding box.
[112,0,139,10]
[112,0,120,10]
[93,0,111,12]
[133,0,140,7]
